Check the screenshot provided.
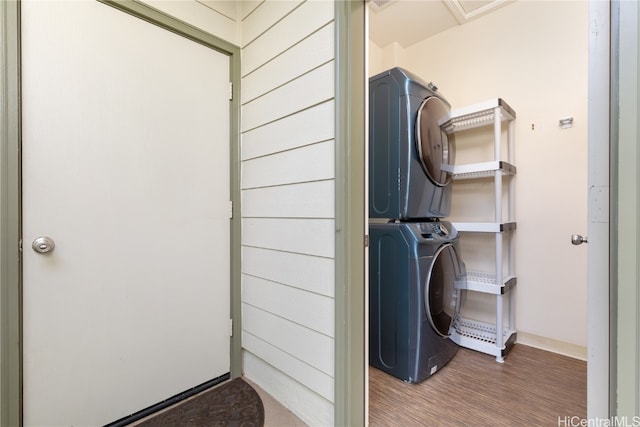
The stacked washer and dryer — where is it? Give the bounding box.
[369,67,466,383]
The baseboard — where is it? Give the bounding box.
[516,332,587,361]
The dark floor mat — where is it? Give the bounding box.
[137,378,264,427]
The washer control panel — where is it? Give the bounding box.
[434,223,449,236]
[415,221,456,240]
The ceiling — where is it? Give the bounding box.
[369,0,513,48]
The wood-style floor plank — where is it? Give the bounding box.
[369,344,586,426]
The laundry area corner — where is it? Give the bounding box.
[367,0,590,424]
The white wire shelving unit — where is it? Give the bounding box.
[440,98,517,362]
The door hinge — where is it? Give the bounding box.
[18,239,23,253]
[229,319,233,337]
[229,82,233,101]
[228,201,233,219]
[364,235,369,248]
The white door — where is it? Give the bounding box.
[21,1,231,425]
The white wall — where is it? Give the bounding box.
[370,1,589,357]
[240,1,336,425]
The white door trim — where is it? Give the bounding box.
[587,0,611,419]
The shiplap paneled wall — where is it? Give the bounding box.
[240,1,336,425]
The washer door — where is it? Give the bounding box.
[415,96,454,187]
[424,243,465,337]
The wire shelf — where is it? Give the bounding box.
[450,160,516,180]
[440,98,516,134]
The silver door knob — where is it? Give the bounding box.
[571,234,588,245]
[32,236,55,254]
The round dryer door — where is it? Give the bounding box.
[424,243,465,337]
[416,96,454,187]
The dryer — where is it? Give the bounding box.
[369,221,465,383]
[369,67,455,220]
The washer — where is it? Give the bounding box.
[369,67,455,220]
[369,221,465,383]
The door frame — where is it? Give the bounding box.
[350,1,615,423]
[0,1,21,425]
[334,1,366,425]
[610,0,640,416]
[0,1,241,425]
[588,0,613,418]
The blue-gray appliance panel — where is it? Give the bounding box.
[369,222,462,383]
[369,67,453,220]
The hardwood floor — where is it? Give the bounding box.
[369,344,587,426]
